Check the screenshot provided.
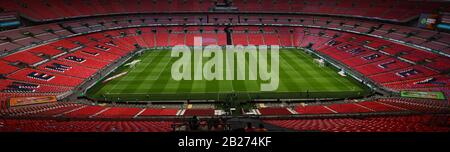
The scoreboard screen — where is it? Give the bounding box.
[400,91,446,100]
[0,12,21,29]
[417,13,439,30]
[436,12,450,31]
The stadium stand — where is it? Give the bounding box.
[0,119,173,132]
[0,0,449,133]
[0,79,71,93]
[94,107,142,118]
[0,61,19,75]
[1,102,80,116]
[1,0,445,21]
[138,108,179,117]
[258,107,293,115]
[6,68,84,87]
[62,106,107,118]
[2,51,46,65]
[38,61,98,79]
[294,105,336,114]
[183,108,215,116]
[264,115,450,132]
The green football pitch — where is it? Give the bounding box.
[86,48,368,101]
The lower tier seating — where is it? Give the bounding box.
[138,108,179,116]
[183,109,215,116]
[0,119,173,132]
[258,107,292,115]
[264,115,450,132]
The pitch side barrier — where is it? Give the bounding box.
[95,91,370,102]
[3,111,449,121]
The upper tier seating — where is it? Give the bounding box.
[233,0,443,22]
[0,23,71,54]
[0,0,444,22]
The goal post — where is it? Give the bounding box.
[313,58,325,67]
[124,60,141,68]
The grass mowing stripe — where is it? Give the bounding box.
[225,48,236,93]
[107,50,160,94]
[292,50,361,91]
[190,49,207,94]
[146,56,175,93]
[278,55,301,92]
[243,49,260,93]
[286,50,337,91]
[203,54,221,95]
[174,50,195,94]
[287,50,351,91]
[281,50,327,91]
[120,50,168,94]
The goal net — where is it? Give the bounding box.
[314,58,325,67]
[124,60,141,68]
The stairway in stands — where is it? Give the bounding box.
[225,26,233,45]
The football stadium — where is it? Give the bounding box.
[0,0,449,141]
